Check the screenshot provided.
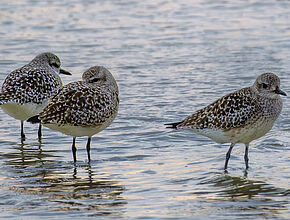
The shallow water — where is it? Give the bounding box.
[0,0,289,219]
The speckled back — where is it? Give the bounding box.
[179,87,283,131]
[39,66,119,127]
[1,66,62,105]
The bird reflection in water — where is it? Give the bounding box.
[0,143,127,217]
[2,139,57,166]
[197,173,289,218]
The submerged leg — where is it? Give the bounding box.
[224,143,235,171]
[72,137,77,163]
[21,121,25,140]
[86,137,91,162]
[38,124,42,139]
[244,143,249,170]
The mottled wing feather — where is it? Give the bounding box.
[40,81,119,126]
[180,88,262,131]
[1,66,62,104]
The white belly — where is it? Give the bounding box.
[1,100,49,121]
[194,128,231,144]
[227,119,275,144]
[193,118,275,144]
[43,112,117,137]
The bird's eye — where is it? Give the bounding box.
[50,62,60,68]
[90,78,100,83]
[262,83,268,89]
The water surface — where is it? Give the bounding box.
[0,0,289,219]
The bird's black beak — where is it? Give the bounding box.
[274,88,287,96]
[59,68,72,75]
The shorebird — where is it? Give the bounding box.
[0,52,71,140]
[28,66,119,163]
[165,73,286,170]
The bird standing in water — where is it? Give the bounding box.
[0,52,71,140]
[28,66,119,163]
[166,73,286,171]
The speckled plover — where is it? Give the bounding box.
[0,52,71,140]
[28,66,119,163]
[166,73,286,170]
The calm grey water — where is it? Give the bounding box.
[0,0,289,219]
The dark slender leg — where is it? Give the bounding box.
[72,137,77,163]
[73,167,77,179]
[21,121,25,141]
[38,124,42,140]
[244,143,249,170]
[86,137,91,162]
[224,143,235,171]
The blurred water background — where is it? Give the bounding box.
[0,0,289,219]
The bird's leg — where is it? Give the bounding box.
[224,143,235,171]
[38,124,42,140]
[86,137,91,163]
[72,137,77,163]
[244,143,249,170]
[21,121,25,141]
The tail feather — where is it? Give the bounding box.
[27,115,41,124]
[164,121,182,129]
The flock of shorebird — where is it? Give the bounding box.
[0,52,287,171]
